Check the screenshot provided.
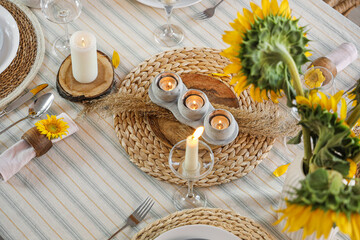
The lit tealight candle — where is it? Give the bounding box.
[159,76,177,91]
[184,127,205,174]
[210,115,230,130]
[185,95,204,110]
[70,31,98,83]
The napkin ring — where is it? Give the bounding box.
[22,127,53,157]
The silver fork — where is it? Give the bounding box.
[107,197,155,240]
[193,0,224,20]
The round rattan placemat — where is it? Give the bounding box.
[0,0,45,108]
[114,47,275,187]
[132,208,274,240]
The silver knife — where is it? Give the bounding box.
[0,84,48,118]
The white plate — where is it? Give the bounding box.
[0,27,4,51]
[136,0,202,9]
[0,5,20,74]
[154,224,239,240]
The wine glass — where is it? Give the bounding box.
[154,0,188,47]
[41,0,82,57]
[169,139,214,210]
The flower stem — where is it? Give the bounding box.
[347,104,360,129]
[277,45,312,163]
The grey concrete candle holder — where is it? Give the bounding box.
[148,72,239,146]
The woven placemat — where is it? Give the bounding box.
[0,0,45,108]
[323,0,360,16]
[132,208,274,240]
[114,47,275,187]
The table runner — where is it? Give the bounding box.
[0,0,359,239]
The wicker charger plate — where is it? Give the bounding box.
[0,0,45,108]
[114,47,275,187]
[132,208,274,240]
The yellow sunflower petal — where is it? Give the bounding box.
[236,12,251,30]
[340,98,347,120]
[270,90,279,103]
[243,8,255,24]
[279,0,290,17]
[249,84,256,100]
[112,50,120,68]
[305,51,312,57]
[250,2,264,19]
[261,0,270,16]
[273,163,290,177]
[270,0,279,15]
[254,87,262,102]
[261,89,269,100]
[224,62,242,74]
[296,96,310,107]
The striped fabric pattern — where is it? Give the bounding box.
[0,0,359,239]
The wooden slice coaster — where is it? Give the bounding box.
[148,73,239,148]
[56,51,114,102]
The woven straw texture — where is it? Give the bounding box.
[132,208,274,240]
[324,0,360,16]
[0,0,45,108]
[114,47,275,187]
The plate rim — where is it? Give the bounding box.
[153,224,239,240]
[0,4,20,74]
[0,1,45,109]
[135,0,202,9]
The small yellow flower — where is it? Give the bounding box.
[35,115,69,140]
[304,67,326,89]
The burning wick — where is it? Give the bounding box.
[81,37,86,47]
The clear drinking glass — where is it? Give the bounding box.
[155,0,185,47]
[41,0,82,57]
[169,139,214,210]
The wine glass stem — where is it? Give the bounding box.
[64,23,70,47]
[187,180,194,198]
[164,5,173,35]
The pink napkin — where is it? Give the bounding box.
[0,113,79,182]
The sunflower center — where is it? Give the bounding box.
[46,123,59,133]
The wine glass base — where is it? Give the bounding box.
[173,186,207,210]
[52,35,70,58]
[154,24,184,47]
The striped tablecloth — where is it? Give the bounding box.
[0,0,359,239]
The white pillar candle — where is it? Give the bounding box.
[70,31,98,83]
[184,127,204,174]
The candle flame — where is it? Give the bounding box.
[81,37,86,47]
[217,120,223,130]
[192,126,204,139]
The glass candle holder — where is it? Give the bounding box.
[169,139,214,210]
[151,72,182,102]
[178,89,209,121]
[204,109,237,142]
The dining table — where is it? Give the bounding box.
[0,0,359,239]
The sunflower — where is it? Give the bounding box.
[348,79,360,107]
[222,0,311,103]
[275,168,360,240]
[296,90,346,119]
[275,202,360,240]
[35,115,69,140]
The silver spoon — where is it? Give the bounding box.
[0,93,54,135]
